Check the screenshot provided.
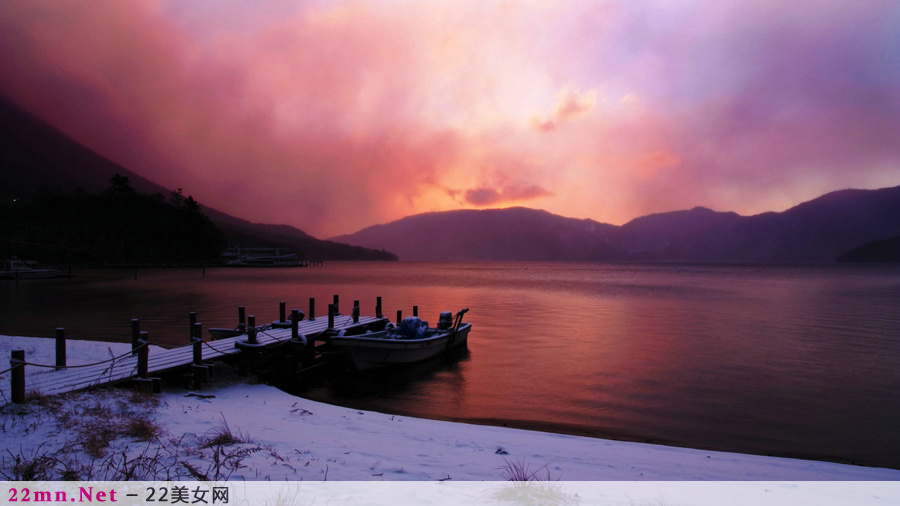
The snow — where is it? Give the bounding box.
[2,335,899,504]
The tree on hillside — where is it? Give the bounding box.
[170,187,185,208]
[184,195,201,214]
[107,173,136,196]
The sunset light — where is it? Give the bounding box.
[1,0,898,236]
[3,1,900,495]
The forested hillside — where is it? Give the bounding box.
[1,174,226,265]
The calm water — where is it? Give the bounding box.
[2,262,899,469]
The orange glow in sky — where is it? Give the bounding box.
[1,0,899,236]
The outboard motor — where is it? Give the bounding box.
[437,311,453,330]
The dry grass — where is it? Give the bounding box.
[200,412,251,448]
[3,443,60,481]
[498,457,557,481]
[124,415,161,441]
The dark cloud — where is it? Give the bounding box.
[464,184,552,206]
[465,188,502,206]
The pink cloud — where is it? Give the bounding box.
[533,87,598,132]
[1,0,898,235]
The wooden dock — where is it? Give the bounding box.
[3,313,385,402]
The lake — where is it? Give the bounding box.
[2,262,899,469]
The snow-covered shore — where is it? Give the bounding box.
[2,335,899,504]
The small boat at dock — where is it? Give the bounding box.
[0,257,64,280]
[328,309,471,370]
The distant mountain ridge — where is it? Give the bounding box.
[331,207,618,261]
[5,94,898,263]
[334,186,900,262]
[0,96,395,261]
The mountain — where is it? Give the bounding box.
[334,187,900,262]
[0,96,395,261]
[837,236,900,263]
[616,207,747,261]
[331,207,619,261]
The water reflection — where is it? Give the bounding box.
[2,262,899,468]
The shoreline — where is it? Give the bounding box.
[2,335,899,483]
[290,393,892,472]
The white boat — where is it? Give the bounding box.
[0,257,63,280]
[221,247,302,267]
[329,309,471,370]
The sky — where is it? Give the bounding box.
[1,0,899,237]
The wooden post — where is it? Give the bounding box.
[353,300,360,323]
[55,328,66,370]
[291,309,300,340]
[238,306,246,330]
[279,301,286,323]
[333,294,340,315]
[134,331,161,394]
[10,350,25,404]
[309,297,316,321]
[376,296,383,318]
[413,305,418,317]
[189,312,197,339]
[131,319,140,356]
[248,315,257,345]
[396,310,402,324]
[192,322,203,365]
[137,332,149,379]
[328,304,335,329]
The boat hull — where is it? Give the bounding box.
[220,247,303,267]
[330,323,471,370]
[0,269,61,279]
[0,258,63,279]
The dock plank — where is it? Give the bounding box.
[4,316,386,400]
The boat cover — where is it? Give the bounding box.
[396,317,429,339]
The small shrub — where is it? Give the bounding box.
[498,457,556,481]
[81,423,118,458]
[182,445,261,481]
[124,415,161,441]
[2,445,60,481]
[200,413,250,448]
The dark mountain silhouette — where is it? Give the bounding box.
[1,177,227,265]
[616,207,746,261]
[335,186,900,262]
[838,236,900,263]
[0,96,395,261]
[332,207,618,261]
